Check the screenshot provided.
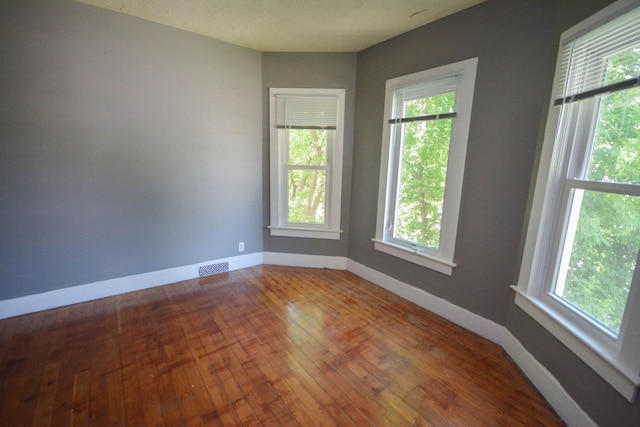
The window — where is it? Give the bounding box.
[514,0,640,401]
[268,88,345,239]
[374,58,478,275]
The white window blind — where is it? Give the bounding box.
[275,95,338,129]
[555,5,640,105]
[390,75,460,122]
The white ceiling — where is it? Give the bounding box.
[74,0,486,52]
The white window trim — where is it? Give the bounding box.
[268,88,345,240]
[374,58,478,275]
[514,0,640,402]
[372,239,456,275]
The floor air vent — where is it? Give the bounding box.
[198,262,229,277]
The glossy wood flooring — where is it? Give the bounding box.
[0,265,564,426]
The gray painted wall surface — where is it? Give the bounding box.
[0,0,263,299]
[349,0,559,325]
[262,53,357,256]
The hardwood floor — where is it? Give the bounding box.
[0,265,564,426]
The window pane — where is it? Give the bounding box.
[604,45,640,85]
[288,129,328,166]
[555,190,640,333]
[288,169,326,224]
[403,92,455,118]
[393,118,453,249]
[586,87,640,184]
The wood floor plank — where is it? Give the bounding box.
[0,265,565,426]
[192,326,244,425]
[114,295,150,426]
[31,361,60,427]
[119,289,167,427]
[1,311,52,426]
[70,370,91,427]
[161,287,222,427]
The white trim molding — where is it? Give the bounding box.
[503,332,598,427]
[347,259,506,344]
[0,252,263,320]
[373,239,455,276]
[263,252,348,270]
[267,226,342,240]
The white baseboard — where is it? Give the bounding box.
[346,259,507,344]
[263,252,348,270]
[503,332,597,427]
[0,252,263,320]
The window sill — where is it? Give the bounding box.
[372,239,455,275]
[511,286,639,402]
[268,226,342,240]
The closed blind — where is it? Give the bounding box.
[390,75,460,124]
[555,5,640,105]
[275,95,338,129]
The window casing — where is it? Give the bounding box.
[514,0,640,401]
[269,88,345,239]
[374,58,478,275]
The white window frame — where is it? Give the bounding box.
[268,88,345,240]
[374,58,478,275]
[513,0,640,402]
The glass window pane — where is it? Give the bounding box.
[555,190,640,334]
[288,169,326,224]
[604,45,640,85]
[287,129,328,166]
[403,92,456,118]
[586,86,640,184]
[393,119,453,249]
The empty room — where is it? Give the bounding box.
[1,0,639,425]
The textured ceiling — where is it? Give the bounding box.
[74,0,486,52]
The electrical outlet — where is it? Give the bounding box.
[238,242,245,252]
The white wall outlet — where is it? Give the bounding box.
[238,242,245,252]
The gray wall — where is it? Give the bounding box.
[0,0,263,299]
[349,0,559,325]
[262,53,357,256]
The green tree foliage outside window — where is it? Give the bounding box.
[394,92,456,249]
[287,129,329,224]
[555,47,640,333]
